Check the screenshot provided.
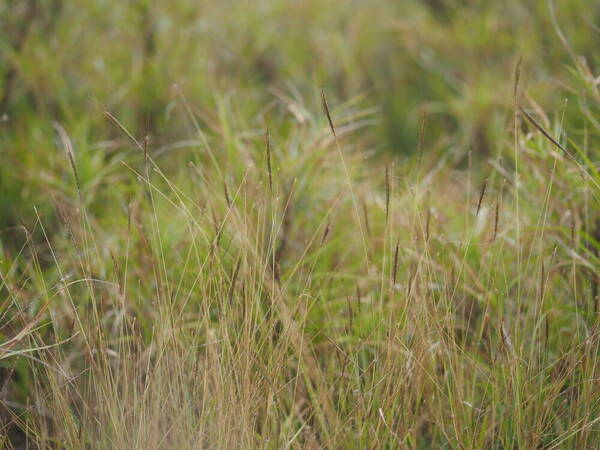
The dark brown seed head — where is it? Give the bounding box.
[321,221,331,247]
[392,239,400,286]
[417,108,428,172]
[513,56,522,103]
[265,129,273,193]
[223,180,231,207]
[320,88,337,139]
[385,165,390,222]
[476,177,488,217]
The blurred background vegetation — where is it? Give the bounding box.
[1,0,599,233]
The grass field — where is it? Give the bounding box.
[1,0,600,448]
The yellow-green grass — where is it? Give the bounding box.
[1,1,599,448]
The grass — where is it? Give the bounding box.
[1,0,599,448]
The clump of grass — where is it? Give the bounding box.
[1,1,599,448]
[2,87,598,447]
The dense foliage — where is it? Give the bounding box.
[1,1,599,448]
